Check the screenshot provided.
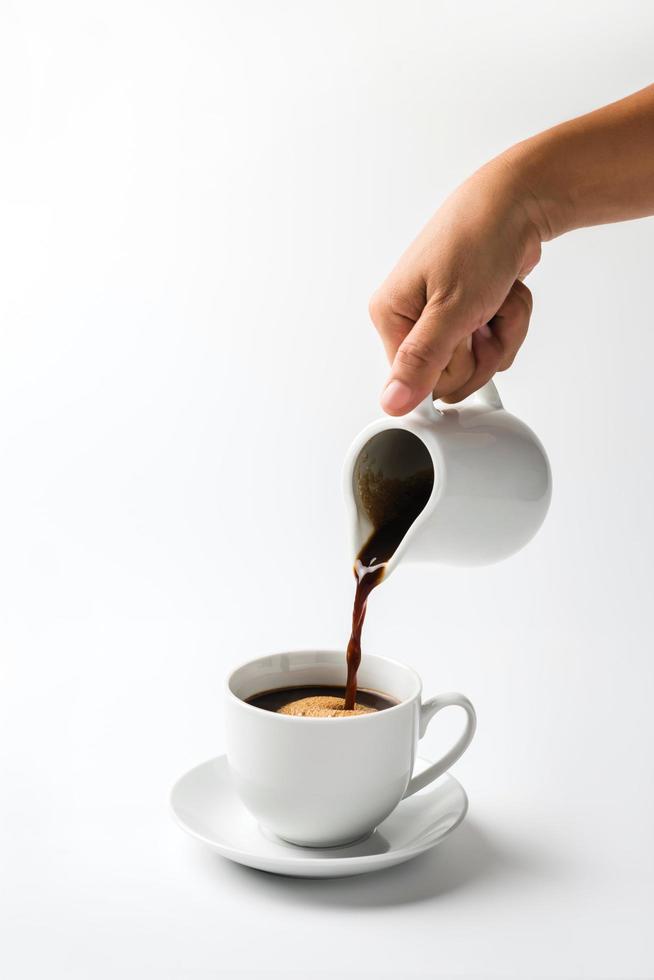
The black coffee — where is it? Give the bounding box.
[344,430,434,709]
[247,684,398,717]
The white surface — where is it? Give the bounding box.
[1,1,653,978]
[225,650,475,845]
[170,755,468,877]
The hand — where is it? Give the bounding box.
[370,157,543,414]
[370,82,654,415]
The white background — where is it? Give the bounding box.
[1,1,653,977]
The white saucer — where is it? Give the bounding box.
[170,755,468,878]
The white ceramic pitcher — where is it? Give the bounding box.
[343,381,551,574]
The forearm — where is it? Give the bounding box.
[502,83,654,240]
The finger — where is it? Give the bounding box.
[380,294,471,415]
[441,281,532,403]
[369,299,414,364]
[433,335,475,398]
[440,326,503,403]
[492,280,532,371]
[368,281,425,364]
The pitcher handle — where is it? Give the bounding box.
[414,379,503,419]
[468,380,503,411]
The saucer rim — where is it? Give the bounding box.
[170,754,469,872]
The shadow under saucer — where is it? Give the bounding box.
[191,815,557,908]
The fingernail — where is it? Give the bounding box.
[466,334,473,351]
[478,323,493,339]
[381,379,414,414]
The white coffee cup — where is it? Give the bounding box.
[225,650,476,847]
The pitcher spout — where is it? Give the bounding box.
[343,422,438,582]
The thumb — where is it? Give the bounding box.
[380,301,469,415]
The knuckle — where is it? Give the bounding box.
[498,343,524,371]
[512,280,533,316]
[424,282,483,341]
[368,288,404,333]
[395,337,435,371]
[370,280,424,324]
[425,274,462,311]
[368,289,389,325]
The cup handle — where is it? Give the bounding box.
[402,693,477,798]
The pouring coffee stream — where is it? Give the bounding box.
[344,442,435,709]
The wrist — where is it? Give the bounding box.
[496,135,574,242]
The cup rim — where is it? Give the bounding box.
[226,649,422,724]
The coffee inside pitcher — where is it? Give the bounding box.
[345,430,434,709]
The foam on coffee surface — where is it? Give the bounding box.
[277,695,376,718]
[246,685,398,716]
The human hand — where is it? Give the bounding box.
[370,157,543,414]
[371,82,654,415]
